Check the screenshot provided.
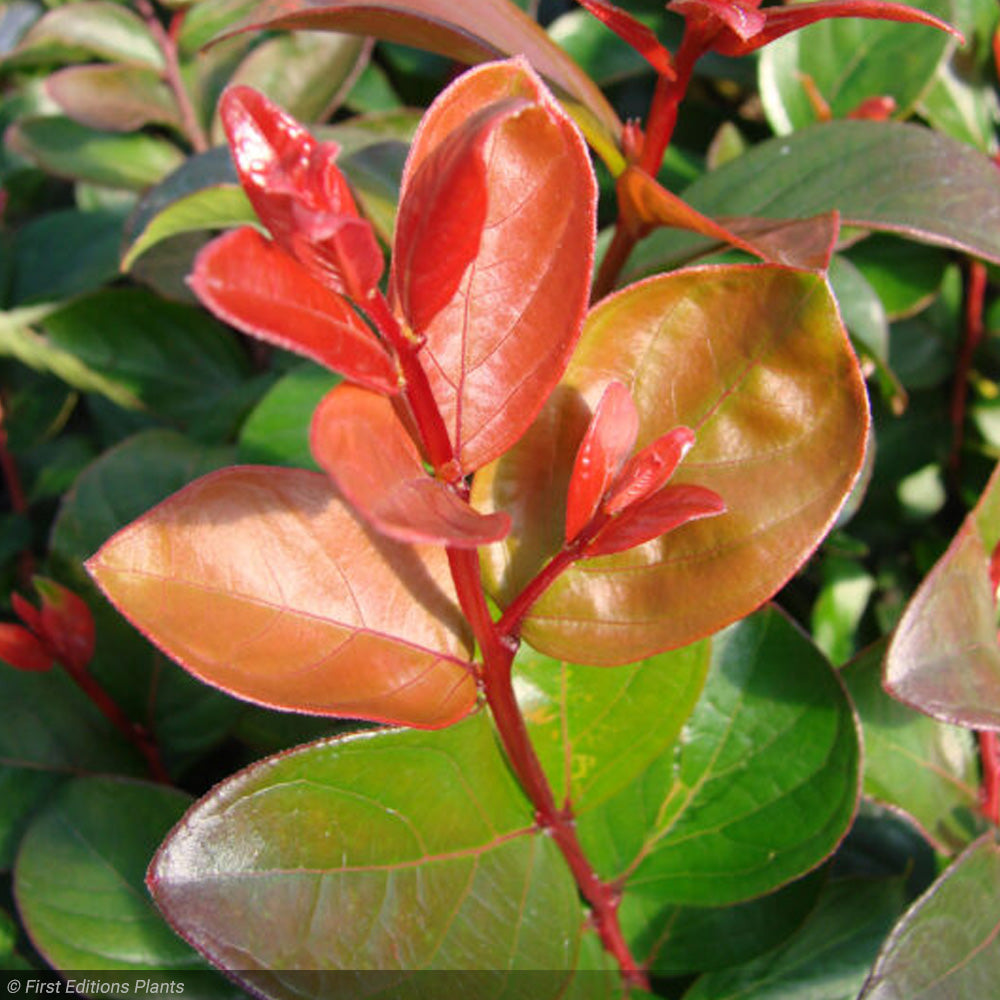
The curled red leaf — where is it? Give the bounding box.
[0,623,53,673]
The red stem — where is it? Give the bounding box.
[949,258,988,476]
[62,661,171,784]
[980,731,1000,825]
[136,0,209,154]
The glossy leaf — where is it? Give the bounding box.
[196,0,624,170]
[574,609,859,906]
[46,65,180,133]
[6,117,184,191]
[87,467,477,729]
[239,363,341,469]
[516,638,710,813]
[759,0,955,133]
[311,384,511,546]
[565,381,638,543]
[1,2,163,70]
[842,643,983,854]
[625,120,1000,280]
[885,460,1000,729]
[14,776,235,993]
[476,265,869,663]
[859,834,1000,999]
[394,59,596,472]
[189,227,398,394]
[687,878,907,1000]
[149,713,584,994]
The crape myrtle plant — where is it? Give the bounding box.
[1,0,1000,996]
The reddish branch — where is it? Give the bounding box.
[949,259,988,477]
[136,0,209,154]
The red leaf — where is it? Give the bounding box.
[586,484,726,557]
[11,592,43,634]
[573,0,675,77]
[86,467,478,729]
[604,426,696,514]
[668,0,765,42]
[190,227,398,394]
[393,59,597,472]
[220,85,383,299]
[565,380,637,543]
[34,577,95,671]
[0,623,53,673]
[311,384,510,546]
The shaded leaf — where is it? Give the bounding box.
[196,0,624,170]
[87,467,478,729]
[687,877,907,1000]
[189,227,398,394]
[842,642,983,854]
[6,117,184,191]
[476,265,869,663]
[311,384,510,546]
[149,713,584,994]
[758,0,955,133]
[0,2,163,70]
[394,58,596,472]
[575,608,860,906]
[859,834,1000,999]
[516,637,710,814]
[625,121,1000,280]
[14,776,236,994]
[46,65,181,133]
[885,460,1000,728]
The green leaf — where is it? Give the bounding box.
[476,265,869,663]
[847,235,948,319]
[238,362,341,469]
[213,30,369,141]
[811,551,876,666]
[859,834,1000,999]
[8,208,123,307]
[0,666,145,869]
[620,869,828,975]
[577,608,860,907]
[517,639,710,815]
[917,58,1000,153]
[547,8,650,87]
[2,289,253,438]
[194,0,625,172]
[842,643,983,854]
[686,877,907,1000]
[1,1,163,70]
[14,776,235,993]
[625,121,1000,278]
[338,139,407,243]
[6,117,184,191]
[46,64,181,133]
[758,0,954,133]
[885,459,1000,728]
[149,713,585,993]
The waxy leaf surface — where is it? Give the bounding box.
[198,0,623,168]
[516,638,710,814]
[87,467,477,729]
[393,60,596,472]
[190,227,398,394]
[885,460,1000,729]
[843,643,983,854]
[311,384,510,546]
[477,265,869,663]
[149,714,584,995]
[14,777,234,994]
[577,608,860,906]
[46,65,181,133]
[859,834,1000,999]
[626,120,1000,279]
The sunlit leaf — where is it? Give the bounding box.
[859,834,1000,999]
[195,0,624,170]
[477,265,869,663]
[87,467,478,729]
[149,713,584,996]
[576,608,860,906]
[842,642,983,854]
[311,383,511,546]
[885,460,1000,728]
[394,59,596,472]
